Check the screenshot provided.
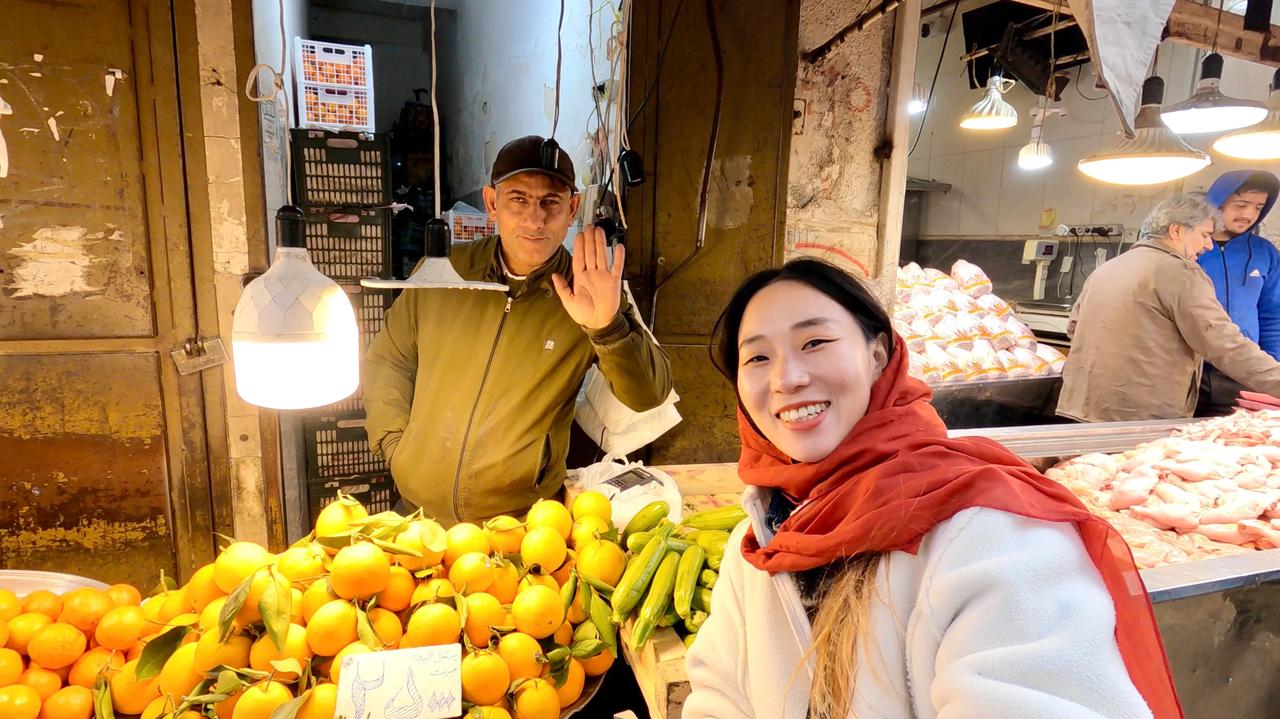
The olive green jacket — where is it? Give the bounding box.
[362,234,673,523]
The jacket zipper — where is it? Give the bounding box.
[452,295,514,519]
[1219,250,1232,314]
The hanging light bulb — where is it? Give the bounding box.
[232,206,360,410]
[959,74,1018,130]
[1078,77,1211,186]
[1018,95,1053,170]
[1160,53,1267,134]
[1213,69,1280,160]
[908,82,928,115]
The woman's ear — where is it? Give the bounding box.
[871,335,890,374]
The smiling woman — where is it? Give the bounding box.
[687,257,1183,719]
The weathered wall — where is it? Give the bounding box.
[785,0,896,277]
[251,0,306,249]
[438,0,612,204]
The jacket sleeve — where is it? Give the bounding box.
[922,509,1154,719]
[1255,241,1280,360]
[361,290,420,461]
[683,529,758,718]
[583,288,674,412]
[1161,265,1280,396]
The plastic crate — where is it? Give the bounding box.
[445,203,496,244]
[295,38,373,89]
[303,411,386,480]
[302,208,391,281]
[300,83,374,133]
[292,129,390,208]
[307,473,398,528]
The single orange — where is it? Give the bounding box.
[461,649,510,706]
[328,542,391,600]
[0,591,23,624]
[58,589,113,634]
[375,566,415,612]
[305,601,358,657]
[67,647,123,689]
[93,606,147,652]
[19,665,61,701]
[38,684,93,719]
[21,592,61,622]
[26,624,86,670]
[0,647,24,686]
[403,603,460,647]
[368,608,402,649]
[0,684,42,719]
[105,585,143,608]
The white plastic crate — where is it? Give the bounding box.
[294,38,375,132]
[300,83,374,133]
[295,38,373,88]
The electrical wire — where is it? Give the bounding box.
[1074,65,1106,101]
[649,0,723,327]
[430,0,441,216]
[908,3,957,158]
[626,0,689,130]
[553,0,565,138]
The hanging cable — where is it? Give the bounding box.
[552,0,566,138]
[908,3,956,157]
[626,0,689,130]
[649,0,723,327]
[430,0,442,217]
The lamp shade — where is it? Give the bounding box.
[232,208,360,410]
[1160,53,1267,134]
[1018,141,1053,170]
[361,219,508,291]
[1213,70,1280,160]
[960,75,1018,130]
[1078,77,1210,186]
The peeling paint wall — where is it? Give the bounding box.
[195,0,271,545]
[786,0,894,277]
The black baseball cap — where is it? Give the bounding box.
[490,135,577,192]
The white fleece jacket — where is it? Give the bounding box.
[683,487,1155,719]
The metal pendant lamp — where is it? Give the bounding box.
[1213,69,1280,160]
[1161,52,1267,134]
[1078,77,1210,186]
[1018,96,1054,170]
[960,74,1018,130]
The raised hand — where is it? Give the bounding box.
[551,225,625,330]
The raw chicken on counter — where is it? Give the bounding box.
[895,260,1065,384]
[1047,411,1280,568]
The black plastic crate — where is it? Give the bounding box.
[292,128,391,208]
[307,472,398,528]
[303,209,391,282]
[303,411,386,480]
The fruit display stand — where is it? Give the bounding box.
[566,463,743,719]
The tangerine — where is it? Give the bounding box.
[368,608,403,649]
[38,685,93,719]
[7,614,52,655]
[109,659,159,715]
[27,624,86,670]
[248,624,311,680]
[463,593,506,648]
[0,591,21,624]
[19,665,60,701]
[0,684,41,719]
[525,500,573,541]
[496,632,544,681]
[23,592,61,621]
[445,523,491,566]
[230,679,292,719]
[192,631,252,674]
[460,650,510,706]
[328,542,391,600]
[520,527,567,572]
[403,603,460,647]
[580,649,614,677]
[393,519,448,571]
[94,606,147,652]
[577,539,627,587]
[570,491,612,524]
[305,601,358,657]
[376,566,415,612]
[0,647,24,686]
[512,677,559,719]
[295,682,337,719]
[183,564,223,612]
[213,542,274,594]
[313,496,369,539]
[156,642,203,701]
[552,657,585,708]
[275,546,325,587]
[489,559,520,604]
[511,587,564,640]
[448,552,495,594]
[105,585,142,608]
[67,647,123,689]
[484,516,526,556]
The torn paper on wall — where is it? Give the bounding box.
[8,226,102,297]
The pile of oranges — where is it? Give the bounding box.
[0,490,628,719]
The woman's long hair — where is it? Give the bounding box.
[710,258,896,718]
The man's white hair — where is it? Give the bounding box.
[1140,192,1219,242]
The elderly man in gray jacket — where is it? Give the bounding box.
[1059,193,1280,422]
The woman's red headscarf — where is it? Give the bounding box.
[737,336,1182,718]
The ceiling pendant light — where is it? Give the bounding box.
[960,74,1018,130]
[1078,77,1210,186]
[1018,95,1053,170]
[908,82,928,115]
[1213,69,1280,160]
[1161,52,1267,134]
[232,206,361,410]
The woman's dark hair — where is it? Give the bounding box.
[709,257,896,382]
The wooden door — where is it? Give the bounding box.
[0,0,215,586]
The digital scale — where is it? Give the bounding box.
[1022,239,1058,301]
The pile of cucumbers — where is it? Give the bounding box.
[606,500,747,652]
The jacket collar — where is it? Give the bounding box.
[1133,237,1198,268]
[456,234,572,294]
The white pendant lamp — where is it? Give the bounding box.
[909,82,928,115]
[232,206,361,410]
[1018,96,1054,170]
[1213,69,1280,160]
[960,75,1018,130]
[1160,53,1267,134]
[1078,77,1210,186]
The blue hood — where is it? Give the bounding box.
[1206,170,1279,237]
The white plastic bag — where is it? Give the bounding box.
[571,457,683,527]
[951,259,994,297]
[1035,343,1068,374]
[977,294,1014,318]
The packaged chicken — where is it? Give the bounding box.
[948,314,982,351]
[899,262,926,286]
[924,267,960,292]
[997,348,1031,378]
[964,339,1003,380]
[948,290,978,314]
[980,314,1015,351]
[910,318,941,352]
[1034,343,1067,374]
[951,259,994,298]
[932,315,962,348]
[925,343,965,384]
[894,303,918,324]
[907,290,949,323]
[1013,346,1052,376]
[1005,316,1038,350]
[945,346,975,383]
[977,294,1014,319]
[908,351,928,381]
[896,280,916,305]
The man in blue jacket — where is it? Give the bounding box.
[1198,170,1280,415]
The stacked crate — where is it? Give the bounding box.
[290,124,399,522]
